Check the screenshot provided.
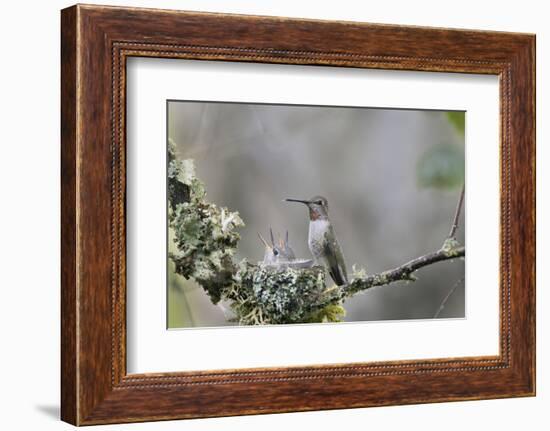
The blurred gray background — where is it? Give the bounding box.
[167,101,465,328]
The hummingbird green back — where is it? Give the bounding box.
[285,196,348,286]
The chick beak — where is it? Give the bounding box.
[257,233,271,250]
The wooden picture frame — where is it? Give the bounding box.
[61,4,535,425]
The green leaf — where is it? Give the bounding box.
[446,112,465,136]
[417,144,464,190]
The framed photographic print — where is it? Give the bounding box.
[61,4,535,425]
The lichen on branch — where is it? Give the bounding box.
[345,246,465,296]
[168,141,243,303]
[230,262,336,325]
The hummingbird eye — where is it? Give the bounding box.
[273,249,279,256]
[316,200,323,205]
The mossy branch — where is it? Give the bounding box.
[310,244,465,312]
[168,148,465,325]
[345,245,465,296]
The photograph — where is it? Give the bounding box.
[167,101,466,328]
[45,1,536,426]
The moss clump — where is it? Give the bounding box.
[168,139,191,208]
[168,145,243,303]
[229,262,327,325]
[302,303,346,323]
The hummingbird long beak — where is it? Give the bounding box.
[285,198,311,205]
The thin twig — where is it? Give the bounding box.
[343,246,465,297]
[448,184,465,239]
[434,277,464,318]
[307,246,465,315]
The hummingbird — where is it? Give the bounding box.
[257,228,296,265]
[285,196,348,286]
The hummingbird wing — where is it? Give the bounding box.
[323,226,348,286]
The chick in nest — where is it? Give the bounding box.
[258,228,313,269]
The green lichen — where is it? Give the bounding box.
[302,303,346,323]
[168,148,243,303]
[441,237,461,254]
[229,262,327,325]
